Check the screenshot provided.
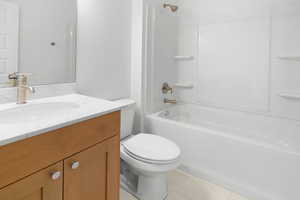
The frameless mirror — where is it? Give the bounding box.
[0,0,77,87]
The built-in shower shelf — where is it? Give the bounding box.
[174,56,194,61]
[278,56,300,61]
[174,83,194,89]
[278,93,300,100]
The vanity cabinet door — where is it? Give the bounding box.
[64,136,120,200]
[0,162,63,200]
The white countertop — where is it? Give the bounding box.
[0,94,124,147]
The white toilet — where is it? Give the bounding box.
[116,99,181,200]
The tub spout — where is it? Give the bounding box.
[164,98,177,104]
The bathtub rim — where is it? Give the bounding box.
[147,108,300,156]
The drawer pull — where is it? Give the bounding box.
[51,171,61,180]
[71,161,80,170]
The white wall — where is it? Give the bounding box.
[174,0,272,113]
[196,17,270,112]
[147,0,300,120]
[270,10,300,120]
[77,0,132,100]
[150,8,179,112]
[130,0,146,133]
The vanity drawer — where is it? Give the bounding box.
[0,111,120,189]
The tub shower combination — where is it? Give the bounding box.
[145,104,300,200]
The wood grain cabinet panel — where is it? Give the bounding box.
[64,136,120,200]
[0,112,120,200]
[0,111,120,189]
[0,162,63,200]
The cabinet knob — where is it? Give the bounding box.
[71,161,80,170]
[51,171,61,180]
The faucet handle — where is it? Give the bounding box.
[8,72,18,80]
[8,72,33,80]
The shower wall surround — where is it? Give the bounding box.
[147,0,300,120]
[196,18,270,113]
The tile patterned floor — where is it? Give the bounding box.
[120,170,249,200]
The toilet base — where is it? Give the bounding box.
[121,161,169,200]
[137,174,168,200]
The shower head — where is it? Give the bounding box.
[163,3,178,12]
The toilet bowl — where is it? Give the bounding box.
[121,134,180,200]
[115,99,181,200]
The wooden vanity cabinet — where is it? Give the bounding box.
[0,162,63,200]
[0,111,120,200]
[64,136,120,200]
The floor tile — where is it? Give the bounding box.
[227,192,250,200]
[120,170,249,200]
[168,170,231,200]
[120,188,136,200]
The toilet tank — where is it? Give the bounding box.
[114,99,136,139]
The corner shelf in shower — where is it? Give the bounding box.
[173,56,194,61]
[278,93,300,100]
[278,56,300,61]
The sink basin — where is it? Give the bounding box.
[0,102,80,124]
[0,94,122,147]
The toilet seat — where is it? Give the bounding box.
[122,134,180,165]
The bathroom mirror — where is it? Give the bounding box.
[0,0,77,87]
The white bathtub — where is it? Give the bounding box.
[144,104,300,200]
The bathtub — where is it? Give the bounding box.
[144,104,300,200]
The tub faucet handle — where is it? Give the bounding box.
[162,82,173,94]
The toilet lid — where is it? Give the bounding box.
[122,134,180,163]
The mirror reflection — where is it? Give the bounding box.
[0,0,77,87]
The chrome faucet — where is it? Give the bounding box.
[8,73,35,104]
